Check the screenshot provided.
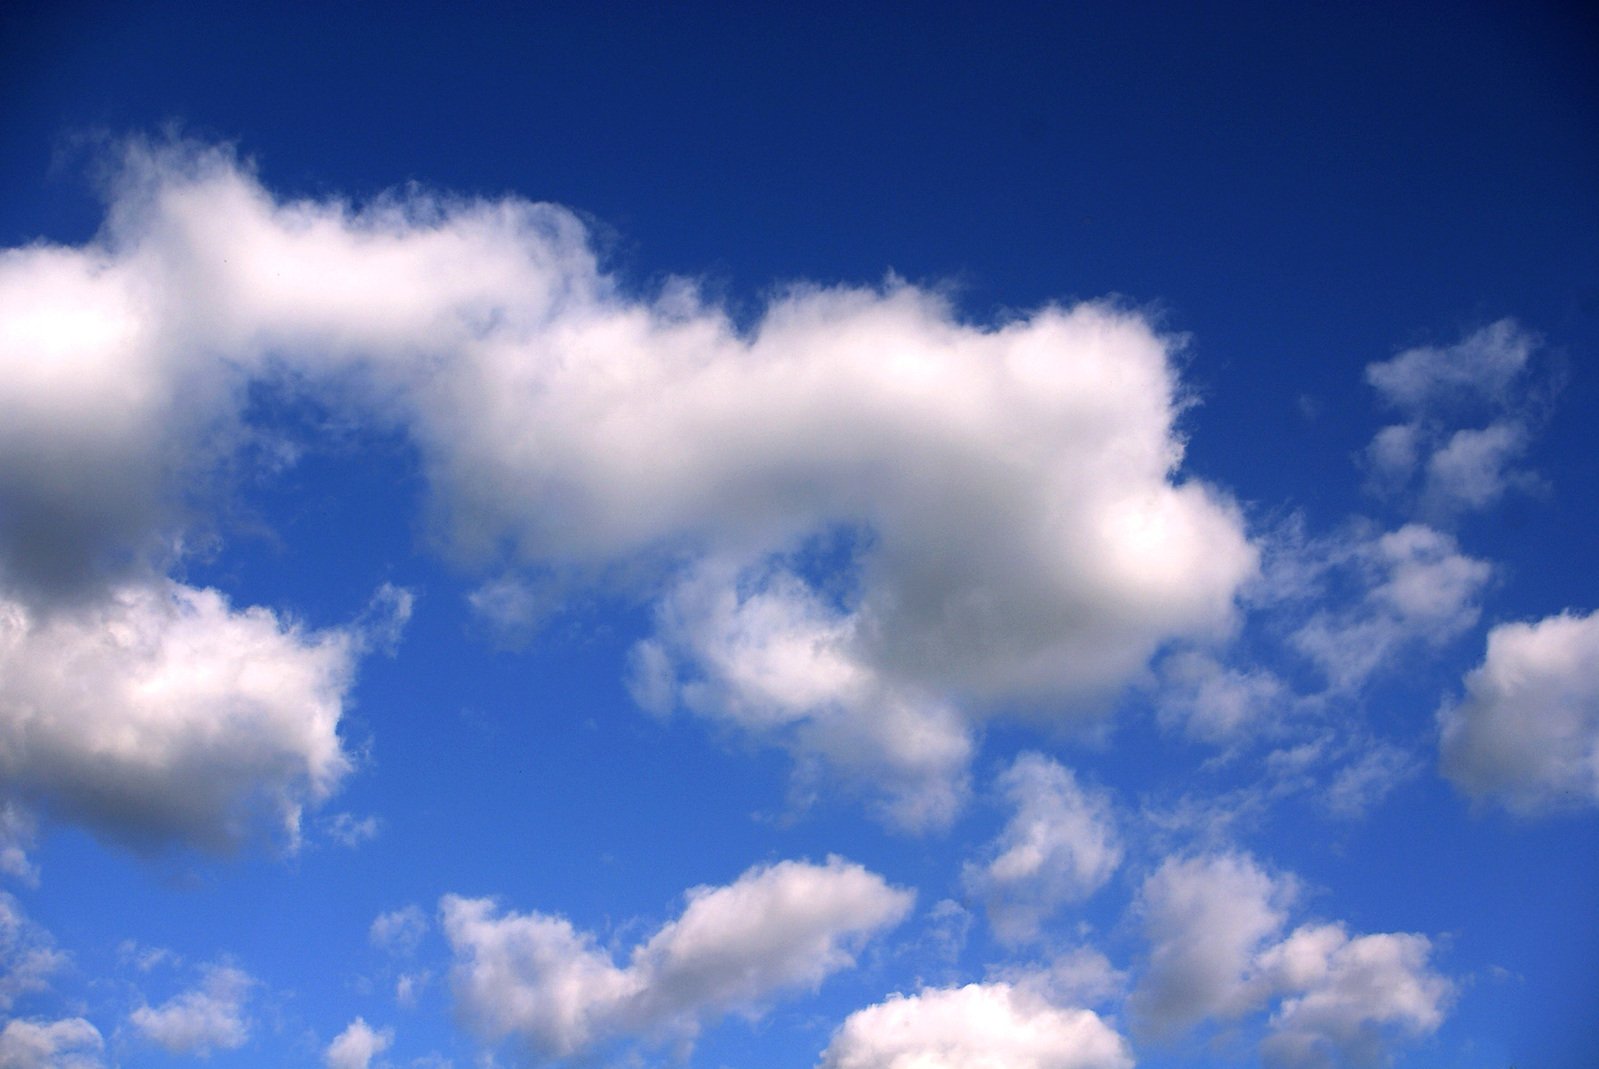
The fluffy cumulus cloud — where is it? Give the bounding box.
[1129,853,1292,1036]
[0,139,1256,830]
[130,963,253,1056]
[442,857,912,1060]
[1439,609,1599,812]
[325,1017,393,1069]
[1363,320,1542,516]
[1129,853,1452,1066]
[962,754,1122,943]
[0,581,361,853]
[818,982,1132,1069]
[0,1017,104,1069]
[1256,924,1452,1069]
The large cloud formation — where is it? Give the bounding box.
[0,139,1257,830]
[1439,609,1599,812]
[442,857,912,1059]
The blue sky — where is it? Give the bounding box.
[2,3,1597,1068]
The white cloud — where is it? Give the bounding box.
[818,982,1133,1069]
[1257,924,1452,1069]
[634,561,975,829]
[0,140,1256,828]
[1362,320,1542,515]
[1290,525,1489,690]
[371,905,429,956]
[1365,320,1533,412]
[442,857,912,1059]
[1157,650,1286,743]
[1439,609,1599,812]
[325,1017,393,1069]
[1129,853,1452,1065]
[1323,742,1418,819]
[0,805,36,885]
[0,580,360,853]
[323,812,381,848]
[1128,853,1291,1037]
[0,1017,104,1069]
[130,963,253,1056]
[962,754,1121,943]
[0,894,65,1012]
[995,947,1128,1010]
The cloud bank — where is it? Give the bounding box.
[0,139,1258,833]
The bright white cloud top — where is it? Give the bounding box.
[0,14,1594,1061]
[818,982,1133,1069]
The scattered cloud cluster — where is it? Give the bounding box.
[1363,320,1545,517]
[1439,609,1599,812]
[443,857,912,1059]
[0,138,1578,1069]
[1130,853,1452,1067]
[818,982,1132,1069]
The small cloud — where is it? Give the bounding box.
[323,812,382,849]
[370,906,429,957]
[325,1017,394,1069]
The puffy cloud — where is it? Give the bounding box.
[1257,925,1452,1069]
[325,1018,393,1069]
[442,857,912,1059]
[818,982,1132,1069]
[0,580,361,853]
[1439,609,1599,812]
[962,754,1122,943]
[1129,854,1452,1066]
[1290,525,1489,690]
[0,140,1256,827]
[1128,853,1291,1037]
[130,963,253,1055]
[1362,320,1542,515]
[0,1018,104,1069]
